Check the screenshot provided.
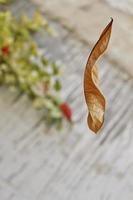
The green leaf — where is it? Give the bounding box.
[52,62,59,75]
[50,108,62,119]
[42,57,49,66]
[43,99,55,110]
[54,79,61,91]
[33,97,43,109]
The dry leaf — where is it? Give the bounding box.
[84,19,113,133]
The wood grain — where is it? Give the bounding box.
[0,1,133,200]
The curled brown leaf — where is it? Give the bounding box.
[84,19,113,133]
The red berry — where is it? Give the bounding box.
[60,102,72,121]
[1,45,10,56]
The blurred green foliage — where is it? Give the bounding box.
[0,10,70,128]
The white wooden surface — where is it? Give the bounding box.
[0,1,133,200]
